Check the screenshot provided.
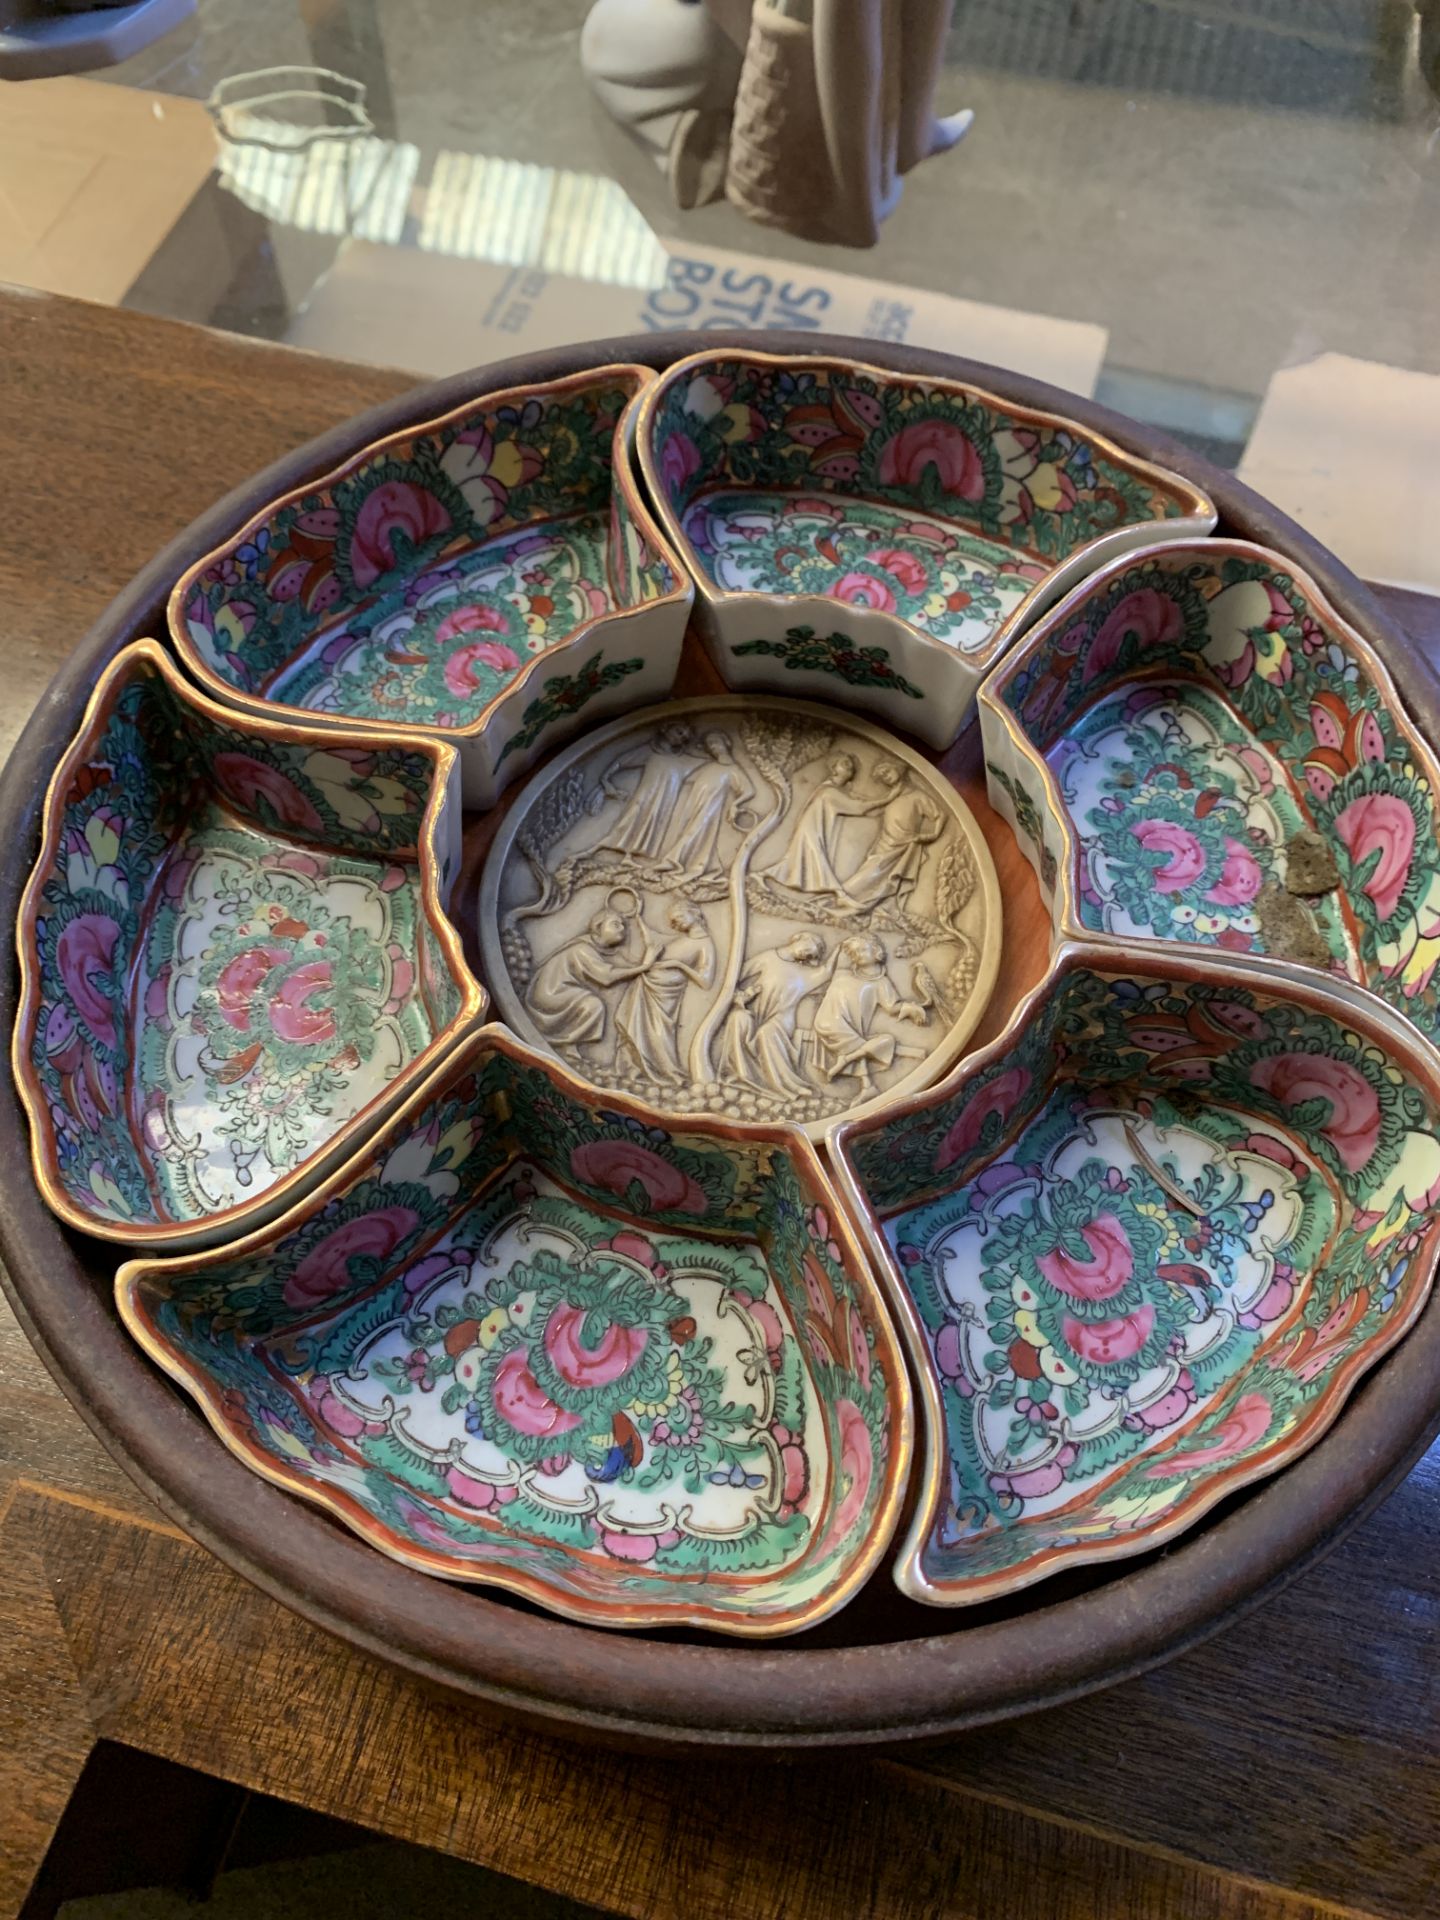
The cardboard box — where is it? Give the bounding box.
[0,74,215,304]
[1238,353,1440,596]
[290,235,1109,398]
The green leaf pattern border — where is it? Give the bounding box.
[174,369,680,701]
[117,1027,911,1633]
[733,626,925,700]
[19,357,1436,1620]
[15,643,479,1239]
[643,352,1200,575]
[985,540,1440,1044]
[831,952,1440,1602]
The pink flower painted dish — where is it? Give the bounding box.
[13,641,485,1252]
[830,941,1440,1606]
[115,1024,912,1636]
[169,367,694,808]
[980,538,1440,1046]
[635,348,1215,749]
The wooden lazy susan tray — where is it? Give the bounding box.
[4,332,1440,1749]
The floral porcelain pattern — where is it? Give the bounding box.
[118,1035,908,1633]
[19,646,476,1239]
[837,957,1440,1602]
[1059,684,1350,965]
[984,763,1058,893]
[733,625,924,701]
[239,1167,824,1572]
[990,544,1440,1038]
[681,491,1038,653]
[174,370,681,731]
[646,355,1198,650]
[134,825,435,1219]
[25,354,1439,1636]
[495,650,645,764]
[266,510,617,728]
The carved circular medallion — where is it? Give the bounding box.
[479,697,1000,1138]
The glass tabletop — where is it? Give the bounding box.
[4,0,1438,588]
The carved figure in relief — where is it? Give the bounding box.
[846,759,945,912]
[763,753,883,898]
[589,720,698,860]
[716,931,829,1095]
[614,903,716,1084]
[659,732,757,878]
[526,907,657,1060]
[812,933,928,1095]
[483,697,998,1134]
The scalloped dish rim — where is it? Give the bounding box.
[114,1020,917,1639]
[165,363,695,748]
[11,638,488,1251]
[828,938,1440,1607]
[634,343,1219,681]
[978,534,1440,992]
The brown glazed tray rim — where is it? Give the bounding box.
[4,330,1440,1750]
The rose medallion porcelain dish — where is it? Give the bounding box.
[980,538,1440,1044]
[7,329,1440,1738]
[832,941,1440,1606]
[116,1023,912,1636]
[13,640,485,1251]
[635,347,1216,748]
[478,694,1000,1139]
[170,366,694,807]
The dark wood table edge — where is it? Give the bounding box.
[4,327,1440,1749]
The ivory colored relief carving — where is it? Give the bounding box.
[480,698,999,1135]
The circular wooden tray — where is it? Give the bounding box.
[4,332,1440,1750]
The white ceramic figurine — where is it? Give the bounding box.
[581,0,973,243]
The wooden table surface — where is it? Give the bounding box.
[1,289,1437,1920]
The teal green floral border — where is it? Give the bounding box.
[997,549,1440,1037]
[129,1036,901,1623]
[734,626,923,700]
